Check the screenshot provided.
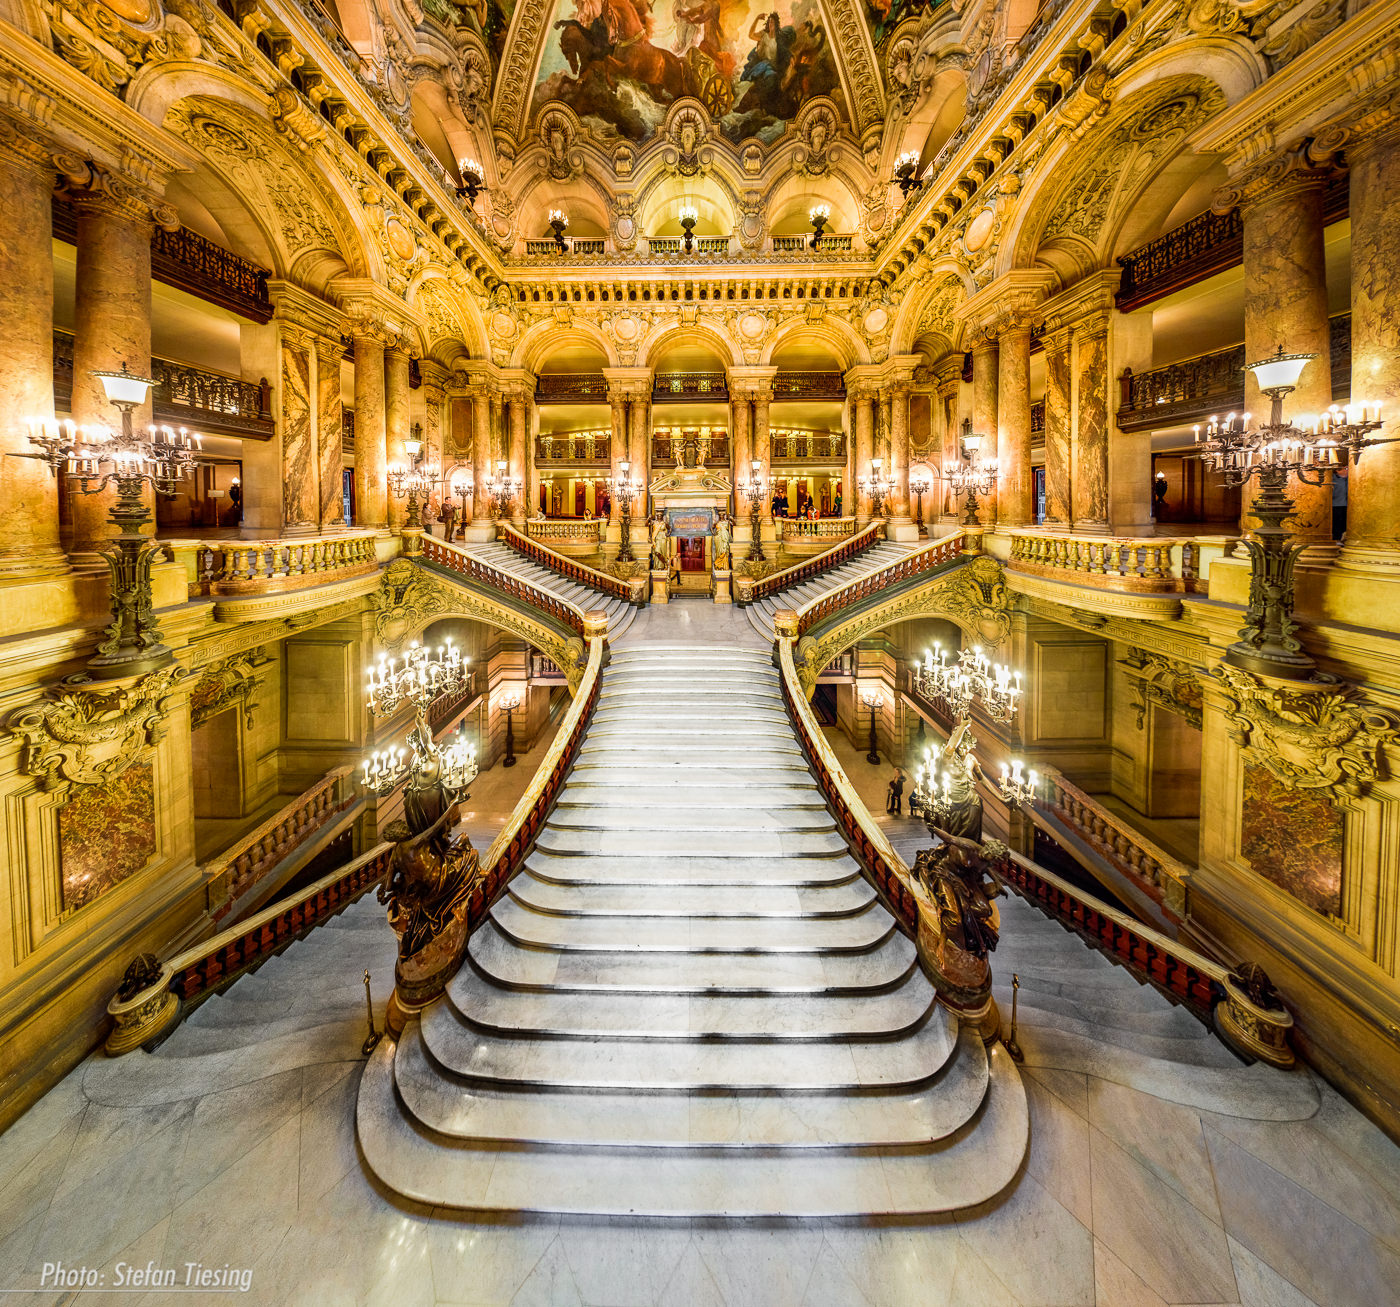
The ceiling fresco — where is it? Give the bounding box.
[530,0,844,144]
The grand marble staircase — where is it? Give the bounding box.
[466,538,640,640]
[744,538,917,641]
[356,643,1029,1216]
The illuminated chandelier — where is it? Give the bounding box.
[914,642,1022,725]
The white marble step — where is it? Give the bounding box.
[557,783,827,810]
[468,920,916,991]
[532,826,850,857]
[522,850,859,887]
[419,998,957,1091]
[545,805,836,832]
[506,874,873,917]
[447,958,931,1039]
[488,895,887,953]
[359,1041,1028,1216]
[567,762,814,787]
[589,708,792,730]
[395,1022,989,1148]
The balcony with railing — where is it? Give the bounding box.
[770,428,847,463]
[1003,530,1234,604]
[1117,314,1351,432]
[651,428,731,467]
[167,531,381,598]
[772,371,846,399]
[535,373,611,404]
[653,371,728,401]
[535,431,612,465]
[54,329,274,441]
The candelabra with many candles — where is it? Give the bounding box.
[859,457,894,518]
[910,469,931,533]
[737,459,768,561]
[1194,347,1388,679]
[483,459,519,522]
[938,421,997,527]
[609,459,644,562]
[387,423,438,530]
[22,364,202,678]
[362,641,478,831]
[914,643,1022,724]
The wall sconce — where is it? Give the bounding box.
[456,156,483,204]
[809,203,830,250]
[679,204,698,253]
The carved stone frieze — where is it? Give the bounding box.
[188,651,269,730]
[1214,665,1400,799]
[7,667,189,791]
[1119,648,1203,730]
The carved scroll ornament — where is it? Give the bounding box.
[1215,665,1400,798]
[1120,648,1203,730]
[7,667,189,791]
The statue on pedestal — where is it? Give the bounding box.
[713,514,732,570]
[650,513,670,571]
[924,719,988,841]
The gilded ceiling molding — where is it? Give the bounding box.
[1214,666,1400,799]
[820,0,886,133]
[6,667,189,792]
[492,0,553,140]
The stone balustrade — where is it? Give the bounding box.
[169,531,380,597]
[776,516,855,541]
[206,767,357,921]
[525,518,606,545]
[1033,767,1192,921]
[748,520,885,604]
[1006,531,1178,592]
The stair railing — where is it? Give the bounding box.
[744,520,886,604]
[420,534,586,636]
[497,521,641,604]
[796,532,966,637]
[105,841,395,1054]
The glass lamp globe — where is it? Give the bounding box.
[93,363,155,407]
[1246,347,1314,393]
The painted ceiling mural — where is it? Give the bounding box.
[531,0,844,143]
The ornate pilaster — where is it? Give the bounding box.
[934,357,964,523]
[730,384,752,524]
[0,117,67,579]
[883,356,919,538]
[348,315,393,530]
[385,344,413,529]
[970,340,998,527]
[1041,327,1072,529]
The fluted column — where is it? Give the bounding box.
[0,130,66,579]
[1235,157,1334,546]
[853,390,874,524]
[996,323,1033,528]
[351,328,387,528]
[1042,327,1072,528]
[971,340,998,527]
[1341,115,1400,566]
[67,182,157,558]
[316,336,345,532]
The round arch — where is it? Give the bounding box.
[760,317,869,370]
[890,263,974,356]
[516,320,618,372]
[641,322,742,369]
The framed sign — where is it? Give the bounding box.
[666,507,715,538]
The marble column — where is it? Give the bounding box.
[630,389,650,484]
[889,383,912,525]
[971,340,998,527]
[1342,119,1400,563]
[843,393,856,517]
[731,390,752,525]
[0,133,66,579]
[853,391,874,523]
[490,394,504,470]
[472,390,492,521]
[280,332,316,534]
[316,337,345,532]
[518,389,536,526]
[68,187,155,557]
[352,332,387,529]
[607,389,627,524]
[510,392,529,526]
[1241,170,1333,545]
[385,345,411,479]
[1071,318,1110,532]
[996,324,1032,527]
[448,392,472,523]
[1042,327,1072,528]
[936,362,962,522]
[752,386,772,525]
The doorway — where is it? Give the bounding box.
[678,537,706,572]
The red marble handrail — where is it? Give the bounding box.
[797,533,966,637]
[750,520,886,602]
[497,522,632,603]
[206,767,357,921]
[420,535,586,636]
[170,843,394,1000]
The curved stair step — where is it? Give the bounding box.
[522,850,860,888]
[507,872,874,917]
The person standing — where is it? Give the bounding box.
[886,766,906,816]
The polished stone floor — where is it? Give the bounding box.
[3,602,1399,1304]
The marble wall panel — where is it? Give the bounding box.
[1073,331,1109,528]
[57,762,156,912]
[1240,764,1343,917]
[281,343,315,530]
[1044,333,1071,526]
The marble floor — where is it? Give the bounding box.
[3,605,1400,1305]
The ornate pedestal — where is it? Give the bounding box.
[650,569,670,604]
[712,568,732,604]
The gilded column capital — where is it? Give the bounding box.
[345,312,399,347]
[0,107,57,177]
[315,333,347,369]
[1311,84,1400,164]
[1213,138,1343,214]
[54,157,177,231]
